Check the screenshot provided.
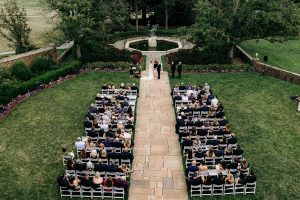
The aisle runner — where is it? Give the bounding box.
[129,55,188,200]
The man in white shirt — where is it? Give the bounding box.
[211,96,219,107]
[75,137,86,149]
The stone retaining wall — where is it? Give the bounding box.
[236,45,300,84]
[0,46,57,68]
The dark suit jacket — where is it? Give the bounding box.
[84,121,92,128]
[120,152,133,162]
[94,163,108,172]
[75,163,86,171]
[81,178,93,187]
[171,64,176,72]
[157,64,161,71]
[245,175,257,183]
[108,152,121,160]
[178,64,182,73]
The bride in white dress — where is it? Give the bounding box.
[141,60,154,80]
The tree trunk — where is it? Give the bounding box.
[76,44,82,59]
[228,45,234,60]
[165,1,168,30]
[142,5,147,25]
[135,0,139,31]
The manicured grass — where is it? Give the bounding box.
[170,73,300,200]
[0,72,139,200]
[240,38,300,74]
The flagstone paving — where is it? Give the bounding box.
[129,55,188,200]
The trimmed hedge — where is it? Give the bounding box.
[0,61,81,105]
[30,56,56,74]
[10,61,32,81]
[168,45,231,65]
[180,64,252,73]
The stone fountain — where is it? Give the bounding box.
[148,25,157,48]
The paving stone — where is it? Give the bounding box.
[129,55,187,200]
[163,177,174,190]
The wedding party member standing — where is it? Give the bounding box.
[129,64,134,79]
[178,61,183,79]
[171,61,176,79]
[157,63,161,79]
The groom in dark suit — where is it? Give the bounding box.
[157,63,161,79]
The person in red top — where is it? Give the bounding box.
[103,176,114,191]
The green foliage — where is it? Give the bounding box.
[180,0,300,52]
[0,61,81,105]
[0,0,35,54]
[0,68,12,84]
[168,46,231,65]
[30,57,56,74]
[83,61,129,71]
[178,63,252,73]
[10,61,32,81]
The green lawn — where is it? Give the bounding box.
[240,38,300,74]
[0,72,139,200]
[170,73,300,200]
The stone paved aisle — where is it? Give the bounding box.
[128,55,188,200]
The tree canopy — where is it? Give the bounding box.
[43,0,129,58]
[0,0,35,54]
[179,0,300,50]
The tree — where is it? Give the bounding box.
[43,0,128,59]
[180,0,299,60]
[0,0,35,54]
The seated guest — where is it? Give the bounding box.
[57,174,71,188]
[94,161,108,172]
[69,176,80,190]
[114,176,129,192]
[206,148,215,158]
[224,147,233,155]
[182,136,193,147]
[84,117,92,128]
[66,160,75,170]
[245,171,257,183]
[120,83,126,89]
[111,138,123,148]
[74,159,86,171]
[228,135,237,144]
[104,176,114,189]
[194,148,205,158]
[215,109,225,118]
[90,149,98,159]
[102,84,108,89]
[188,173,201,189]
[81,174,93,187]
[131,83,139,94]
[233,145,244,156]
[227,158,239,170]
[86,138,96,148]
[182,94,188,102]
[89,103,98,113]
[93,172,103,188]
[210,96,218,108]
[206,136,219,146]
[87,129,98,138]
[185,160,199,177]
[197,126,208,136]
[120,148,134,163]
[212,173,225,185]
[86,161,94,171]
[225,172,235,184]
[108,149,121,160]
[179,83,186,90]
[75,137,85,149]
[240,158,249,169]
[219,117,229,126]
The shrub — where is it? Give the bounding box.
[83,61,128,71]
[0,61,81,105]
[168,45,231,65]
[10,61,32,81]
[180,64,252,72]
[0,67,12,84]
[30,56,56,74]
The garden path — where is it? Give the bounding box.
[128,54,188,200]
